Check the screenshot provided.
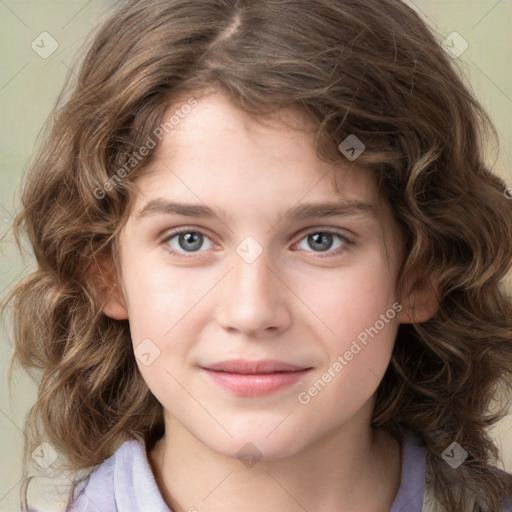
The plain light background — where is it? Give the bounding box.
[1,1,511,510]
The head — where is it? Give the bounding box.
[96,88,432,462]
[6,0,512,510]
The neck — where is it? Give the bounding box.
[148,417,402,512]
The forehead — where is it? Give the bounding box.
[135,91,382,211]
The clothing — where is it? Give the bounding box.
[66,431,512,512]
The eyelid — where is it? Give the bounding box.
[161,226,214,243]
[296,226,353,240]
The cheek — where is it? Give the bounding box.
[121,262,212,398]
[301,255,398,337]
[300,311,399,418]
[125,269,195,400]
[121,258,211,342]
[300,252,399,392]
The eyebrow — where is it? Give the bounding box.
[136,198,377,221]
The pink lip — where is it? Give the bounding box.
[201,359,312,396]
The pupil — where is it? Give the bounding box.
[309,233,332,252]
[180,232,203,251]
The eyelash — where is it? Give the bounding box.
[162,227,354,259]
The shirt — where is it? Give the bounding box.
[66,431,512,512]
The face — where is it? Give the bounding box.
[111,91,409,461]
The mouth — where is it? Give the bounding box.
[200,359,313,396]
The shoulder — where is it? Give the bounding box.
[502,496,512,512]
[390,429,428,511]
[493,471,512,512]
[67,441,119,511]
[68,437,171,512]
[397,431,512,512]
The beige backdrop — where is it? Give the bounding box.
[1,0,511,510]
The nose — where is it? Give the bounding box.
[216,251,291,338]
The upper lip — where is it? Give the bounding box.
[202,359,311,374]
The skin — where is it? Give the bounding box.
[99,90,436,512]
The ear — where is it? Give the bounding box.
[396,266,439,324]
[88,253,128,320]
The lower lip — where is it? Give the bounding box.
[202,369,311,396]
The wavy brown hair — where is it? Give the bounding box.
[3,0,512,510]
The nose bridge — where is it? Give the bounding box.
[216,245,290,335]
[230,247,278,308]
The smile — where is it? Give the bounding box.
[200,359,313,397]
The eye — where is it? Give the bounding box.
[294,230,351,256]
[163,229,214,255]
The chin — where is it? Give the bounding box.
[199,424,312,464]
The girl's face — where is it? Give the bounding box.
[112,91,411,460]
